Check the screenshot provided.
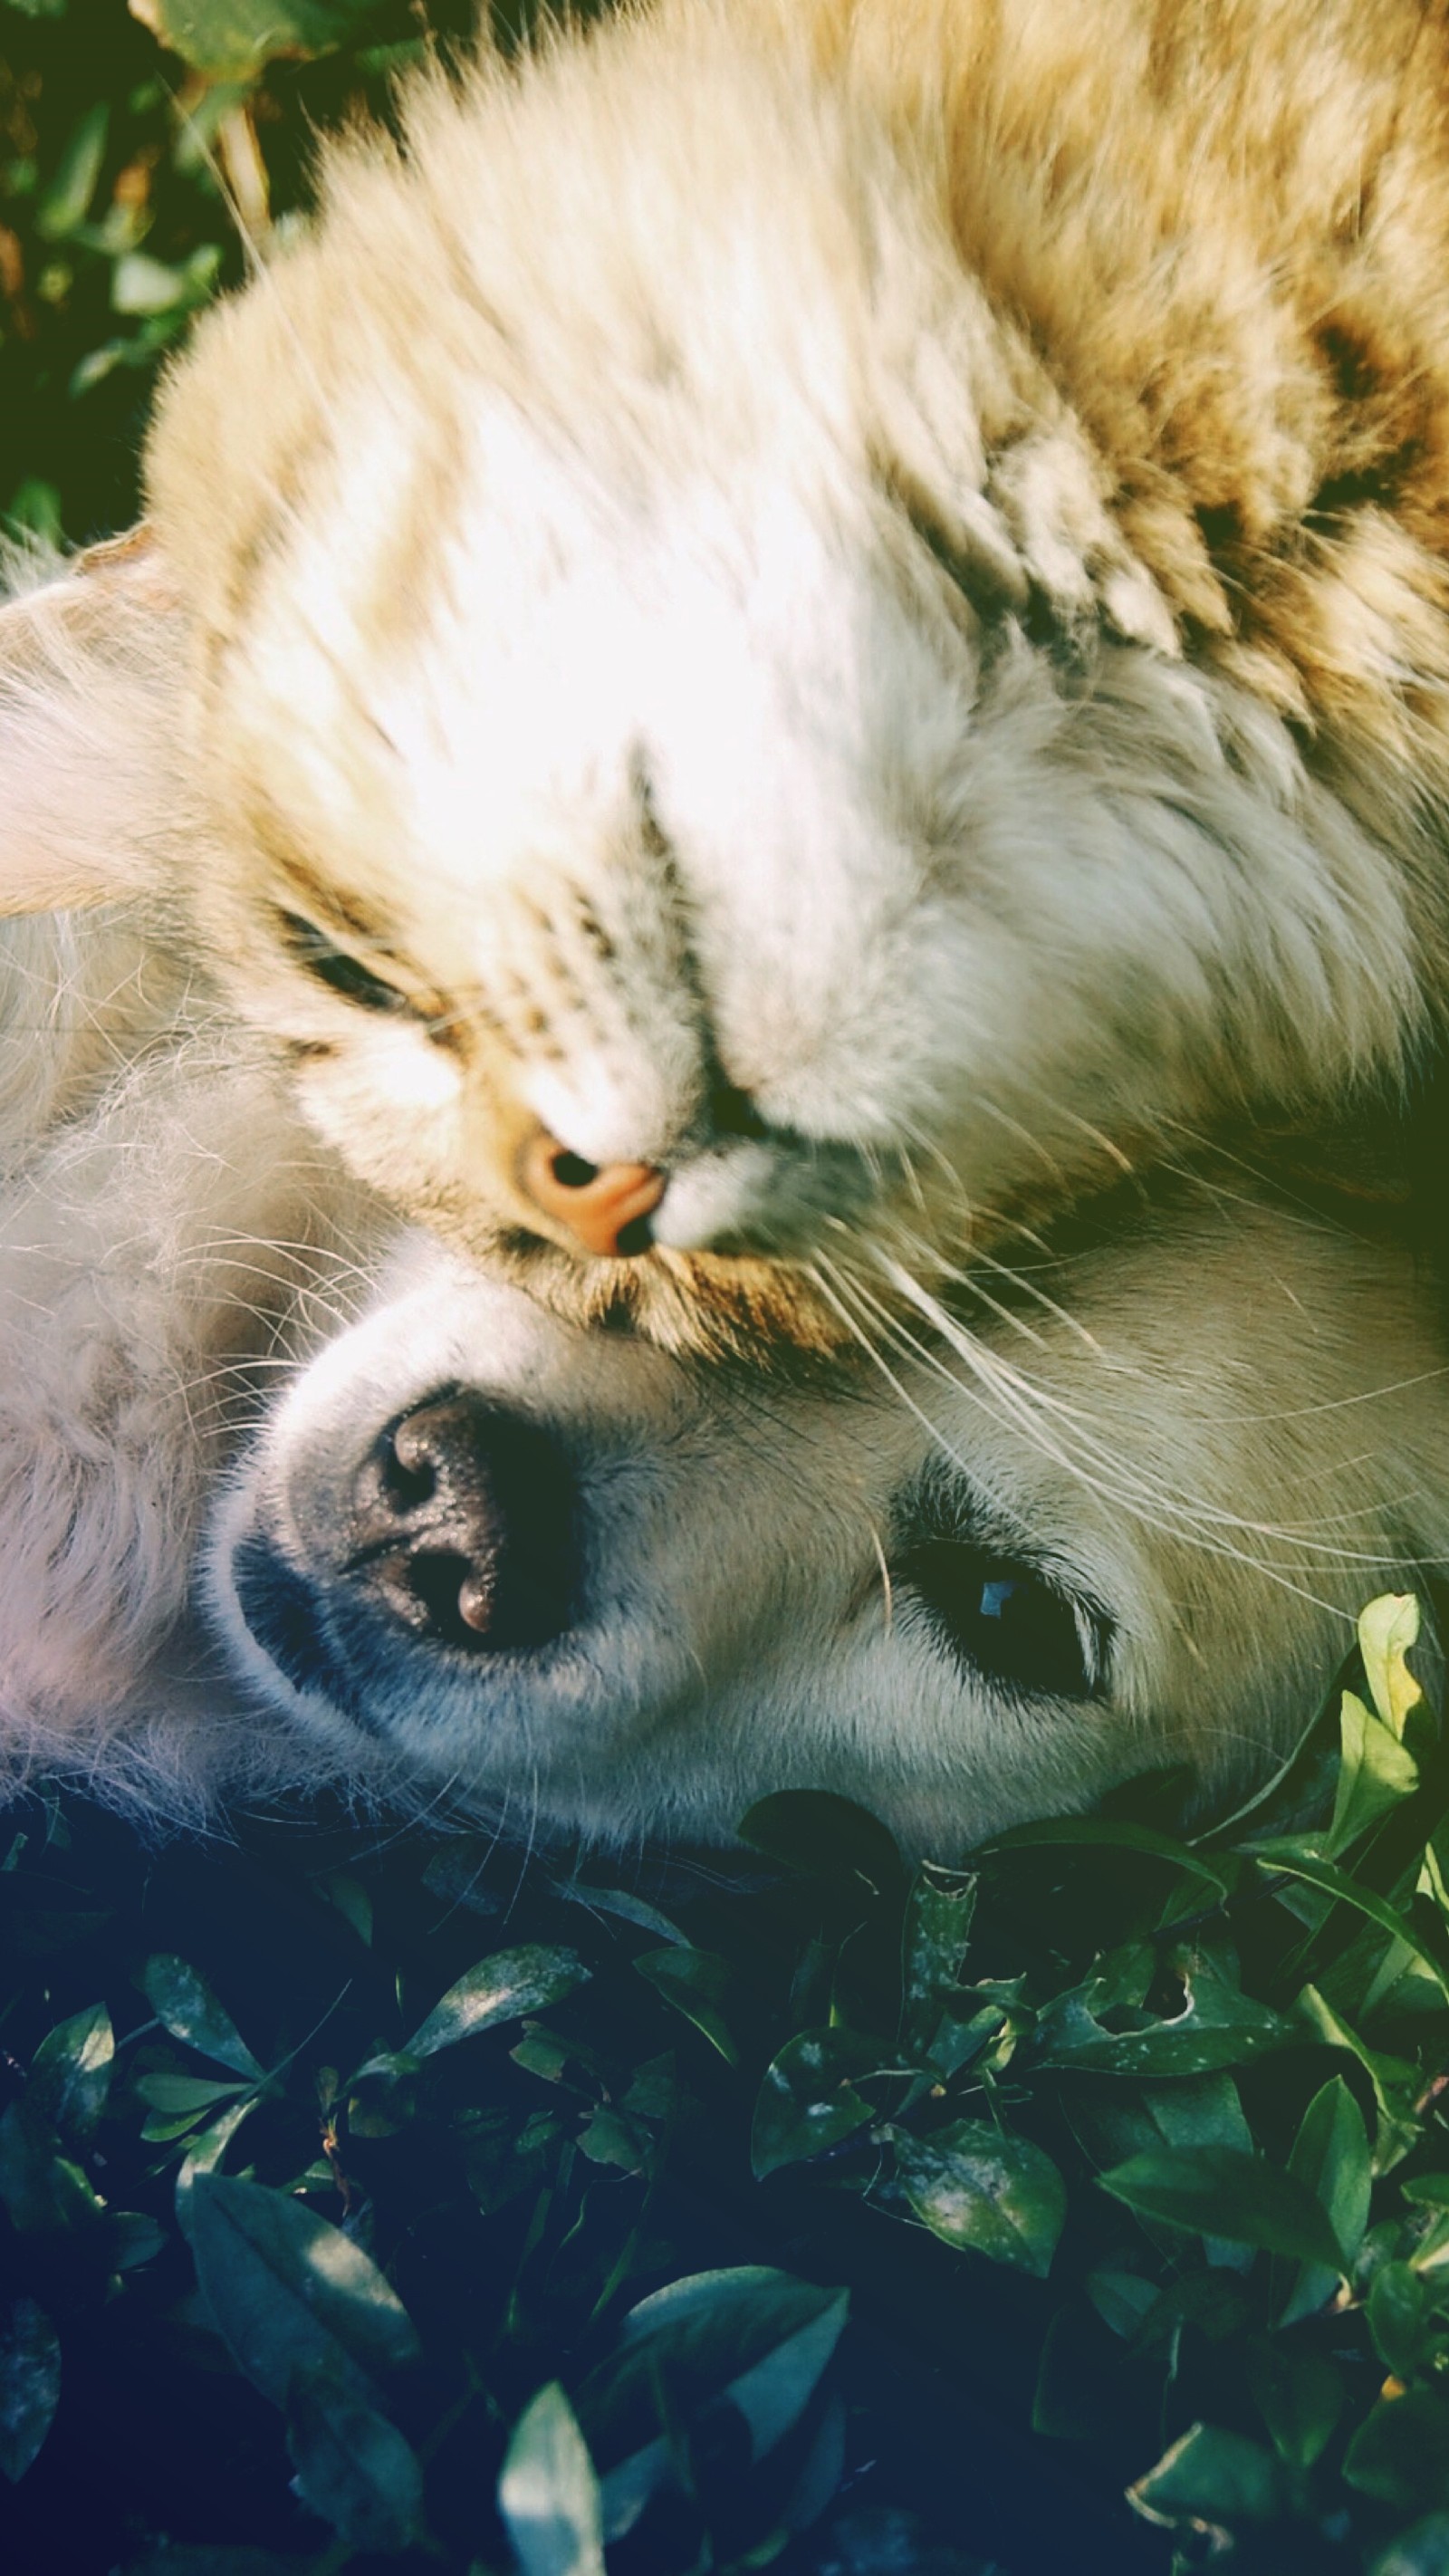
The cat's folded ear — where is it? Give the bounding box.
[0,524,194,915]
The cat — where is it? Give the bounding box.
[7,0,1449,1365]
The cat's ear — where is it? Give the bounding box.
[0,525,193,915]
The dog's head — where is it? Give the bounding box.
[206,1166,1449,1855]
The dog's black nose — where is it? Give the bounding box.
[344,1392,575,1652]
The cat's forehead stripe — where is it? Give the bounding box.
[251,822,399,955]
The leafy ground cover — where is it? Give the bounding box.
[5,1597,1449,2575]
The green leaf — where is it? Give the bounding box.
[982,1815,1233,1898]
[139,1956,263,2078]
[498,2381,607,2576]
[1066,2069,1252,2166]
[752,2028,878,2177]
[1251,1848,1449,2000]
[1130,2421,1305,2528]
[136,2071,254,2118]
[285,2360,423,2554]
[35,102,108,242]
[1031,2302,1129,2443]
[3,479,64,547]
[736,1791,904,1894]
[1130,2271,1253,2350]
[28,2003,112,2138]
[319,1870,372,1945]
[0,2105,102,2235]
[0,2299,60,2482]
[1371,2513,1449,2575]
[419,1841,502,1918]
[1034,1942,1286,2077]
[581,2270,847,2539]
[464,2108,562,2216]
[895,2121,1066,2276]
[576,2110,648,2174]
[1278,2074,1373,2324]
[1294,1985,1421,2173]
[633,1948,736,2064]
[1243,2338,1344,2468]
[1327,1690,1420,1856]
[1344,2388,1449,2510]
[188,2174,420,2407]
[403,1944,590,2059]
[1098,2145,1345,2269]
[901,1865,976,2051]
[1368,2263,1432,2378]
[1066,2070,1253,2266]
[129,0,380,80]
[109,2210,168,2272]
[111,253,194,318]
[1083,2265,1158,2339]
[559,1879,691,1946]
[1359,1594,1426,1742]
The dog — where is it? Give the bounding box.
[5,0,1449,1370]
[0,882,1443,1847]
[201,1158,1449,1853]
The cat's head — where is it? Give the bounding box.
[0,4,1431,1352]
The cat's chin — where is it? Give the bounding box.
[476,1230,855,1360]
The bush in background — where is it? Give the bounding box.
[0,0,558,544]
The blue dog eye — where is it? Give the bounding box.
[893,1541,1106,1698]
[978,1577,1017,1620]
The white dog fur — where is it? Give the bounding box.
[200,1177,1449,1853]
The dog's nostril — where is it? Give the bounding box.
[379,1417,437,1512]
[401,1549,496,1646]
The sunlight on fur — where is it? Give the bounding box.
[5,0,1449,1371]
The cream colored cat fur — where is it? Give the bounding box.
[0,888,1446,1842]
[6,0,1449,1360]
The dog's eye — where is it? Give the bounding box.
[894,1538,1106,1698]
[278,912,417,1017]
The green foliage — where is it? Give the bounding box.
[4,1597,1449,2570]
[0,0,574,542]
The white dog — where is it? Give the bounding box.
[0,880,1444,1848]
[200,1171,1449,1853]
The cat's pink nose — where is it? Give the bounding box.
[518,1131,667,1258]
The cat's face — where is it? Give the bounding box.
[8,0,1441,1352]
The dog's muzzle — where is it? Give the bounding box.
[230,1391,579,1715]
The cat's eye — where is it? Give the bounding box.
[894,1536,1107,1699]
[277,911,417,1017]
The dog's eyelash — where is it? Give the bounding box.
[276,911,419,1018]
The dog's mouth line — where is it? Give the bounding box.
[235,1522,594,1690]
